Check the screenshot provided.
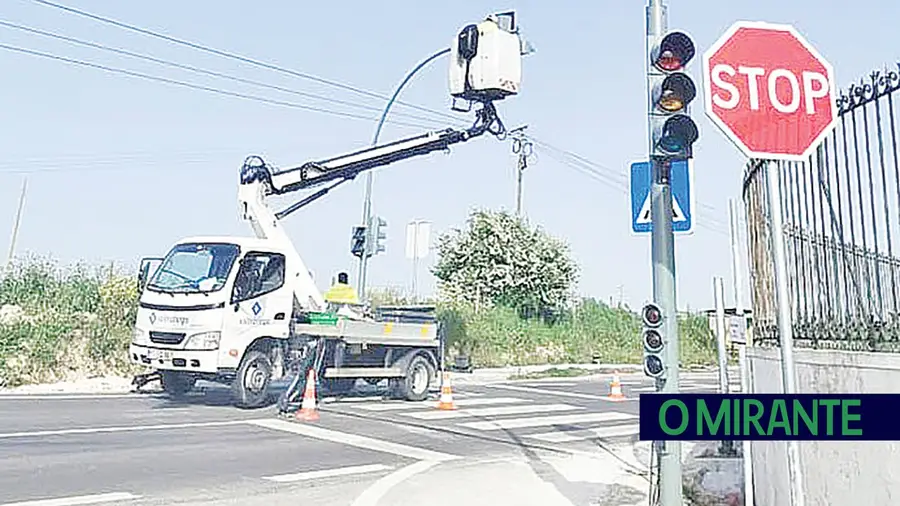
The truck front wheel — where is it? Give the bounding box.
[231,350,273,409]
[392,355,435,402]
[161,371,195,398]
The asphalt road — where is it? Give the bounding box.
[0,371,739,506]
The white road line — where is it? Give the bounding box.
[263,464,393,483]
[459,411,639,431]
[350,460,441,506]
[0,492,141,506]
[0,394,164,400]
[629,386,657,393]
[353,397,526,412]
[323,396,386,403]
[0,419,260,439]
[526,424,641,443]
[486,384,628,401]
[519,382,577,387]
[402,403,583,421]
[249,418,460,462]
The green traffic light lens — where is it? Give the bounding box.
[658,115,699,155]
[645,355,664,376]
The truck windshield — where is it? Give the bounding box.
[147,242,240,294]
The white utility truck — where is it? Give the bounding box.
[128,12,528,408]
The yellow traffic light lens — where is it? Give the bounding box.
[659,92,684,112]
[654,73,696,113]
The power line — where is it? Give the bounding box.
[537,145,728,236]
[31,0,463,126]
[22,0,728,232]
[531,137,729,230]
[0,42,436,131]
[0,19,451,128]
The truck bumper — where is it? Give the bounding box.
[129,344,219,374]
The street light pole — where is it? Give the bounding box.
[357,47,452,302]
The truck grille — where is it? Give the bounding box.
[149,331,186,345]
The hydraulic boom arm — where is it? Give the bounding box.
[240,102,504,201]
[236,102,507,314]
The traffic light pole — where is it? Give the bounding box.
[357,48,451,302]
[647,0,682,505]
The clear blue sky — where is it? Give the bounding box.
[0,0,897,311]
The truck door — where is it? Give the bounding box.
[223,251,292,356]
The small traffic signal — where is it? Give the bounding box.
[351,226,367,258]
[647,31,699,160]
[641,302,666,379]
[366,216,388,256]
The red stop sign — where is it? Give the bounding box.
[702,21,838,161]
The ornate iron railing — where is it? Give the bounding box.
[742,63,900,351]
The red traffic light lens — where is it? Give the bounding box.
[653,32,695,72]
[642,304,662,326]
[656,51,682,71]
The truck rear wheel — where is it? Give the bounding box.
[231,350,273,409]
[392,355,435,402]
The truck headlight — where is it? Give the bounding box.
[132,328,148,346]
[184,331,221,351]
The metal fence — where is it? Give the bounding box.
[743,63,900,351]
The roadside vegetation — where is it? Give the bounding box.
[0,209,719,388]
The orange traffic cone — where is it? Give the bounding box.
[437,371,457,410]
[295,368,320,421]
[607,371,625,401]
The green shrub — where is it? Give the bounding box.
[437,298,718,368]
[0,259,720,387]
[0,255,140,387]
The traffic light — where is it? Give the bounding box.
[647,31,698,159]
[641,302,666,379]
[367,216,387,256]
[351,226,367,258]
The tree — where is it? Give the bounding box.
[432,209,578,319]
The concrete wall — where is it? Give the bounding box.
[747,346,900,506]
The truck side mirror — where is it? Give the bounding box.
[137,257,163,291]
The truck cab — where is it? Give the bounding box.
[130,236,294,405]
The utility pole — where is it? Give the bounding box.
[4,177,27,273]
[510,126,532,217]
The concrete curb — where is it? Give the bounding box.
[0,362,732,395]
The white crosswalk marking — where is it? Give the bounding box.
[401,403,583,421]
[352,396,526,411]
[459,411,638,431]
[526,423,640,443]
[333,389,646,449]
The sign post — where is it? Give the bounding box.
[702,20,839,506]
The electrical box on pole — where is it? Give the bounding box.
[647,31,699,160]
[641,302,666,379]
